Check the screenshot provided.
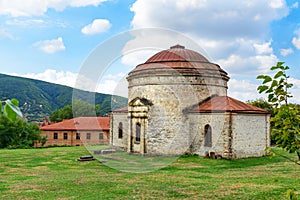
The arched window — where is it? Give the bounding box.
[118,122,123,139]
[136,123,141,143]
[204,124,212,147]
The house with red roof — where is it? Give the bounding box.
[37,117,110,147]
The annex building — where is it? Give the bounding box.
[38,117,110,147]
[110,45,270,159]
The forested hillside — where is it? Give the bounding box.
[0,74,127,121]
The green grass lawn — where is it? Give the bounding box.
[0,146,299,199]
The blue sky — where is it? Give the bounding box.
[0,0,300,103]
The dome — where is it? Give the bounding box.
[145,44,209,63]
[128,44,228,79]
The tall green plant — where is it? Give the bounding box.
[257,62,300,162]
[257,62,293,107]
[257,62,299,200]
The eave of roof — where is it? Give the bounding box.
[188,96,270,114]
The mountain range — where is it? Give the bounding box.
[0,73,127,122]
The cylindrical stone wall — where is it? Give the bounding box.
[127,70,228,155]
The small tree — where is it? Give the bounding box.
[257,62,300,161]
[0,98,44,148]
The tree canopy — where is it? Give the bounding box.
[0,98,43,148]
[49,100,101,122]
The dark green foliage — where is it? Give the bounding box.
[0,116,42,149]
[0,98,43,148]
[247,98,274,116]
[272,104,300,161]
[0,73,127,122]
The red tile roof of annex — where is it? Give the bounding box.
[189,96,270,114]
[40,117,110,131]
[112,106,128,113]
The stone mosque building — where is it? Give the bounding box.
[110,45,270,159]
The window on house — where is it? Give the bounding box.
[136,123,141,143]
[204,124,212,147]
[118,122,123,139]
[64,133,68,140]
[76,133,80,140]
[99,132,104,140]
[54,132,58,140]
[86,133,91,140]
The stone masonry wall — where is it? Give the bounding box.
[231,114,270,158]
[110,112,128,149]
[127,73,227,155]
[188,113,227,156]
[38,130,109,147]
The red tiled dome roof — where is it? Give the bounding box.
[145,44,209,63]
[128,45,228,79]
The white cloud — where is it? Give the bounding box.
[10,69,77,88]
[280,48,293,56]
[227,77,300,104]
[0,28,14,40]
[96,79,127,96]
[130,0,288,40]
[289,77,300,104]
[217,53,278,75]
[9,69,127,96]
[0,0,107,17]
[103,72,127,80]
[121,49,159,67]
[33,37,65,54]
[128,0,288,77]
[269,0,285,9]
[292,37,300,49]
[253,40,273,54]
[292,28,300,49]
[81,19,111,35]
[228,79,265,101]
[96,73,128,97]
[291,2,299,8]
